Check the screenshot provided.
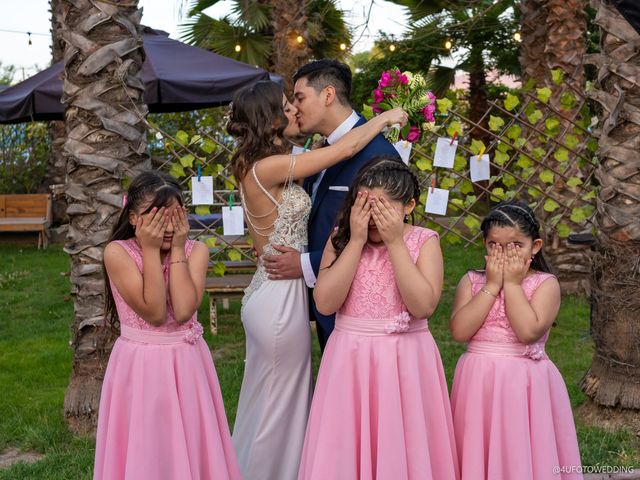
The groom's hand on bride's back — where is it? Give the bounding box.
[262,245,302,280]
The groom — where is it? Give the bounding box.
[263,59,400,351]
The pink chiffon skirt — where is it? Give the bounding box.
[298,314,459,480]
[451,341,582,480]
[93,325,242,480]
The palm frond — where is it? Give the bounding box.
[232,0,272,31]
[186,0,226,17]
[426,65,457,97]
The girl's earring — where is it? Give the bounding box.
[404,214,409,222]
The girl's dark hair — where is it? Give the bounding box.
[480,200,551,273]
[331,156,420,260]
[104,170,184,330]
[226,81,289,180]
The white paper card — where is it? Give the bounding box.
[191,176,214,205]
[434,137,458,169]
[291,145,308,155]
[470,154,491,182]
[222,206,245,236]
[393,140,412,165]
[424,188,449,216]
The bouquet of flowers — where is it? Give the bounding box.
[363,68,436,144]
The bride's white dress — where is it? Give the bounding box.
[232,156,313,480]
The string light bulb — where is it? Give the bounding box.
[339,43,347,51]
[296,35,304,44]
[234,44,241,52]
[444,40,452,50]
[389,44,396,52]
[27,32,32,46]
[513,32,522,42]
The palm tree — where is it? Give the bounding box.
[180,0,351,93]
[581,0,640,420]
[60,0,148,435]
[519,0,548,86]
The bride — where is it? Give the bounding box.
[226,80,407,480]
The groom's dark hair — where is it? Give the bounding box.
[293,59,352,106]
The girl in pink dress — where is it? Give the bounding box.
[94,171,241,480]
[298,157,459,480]
[450,200,582,480]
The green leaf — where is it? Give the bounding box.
[189,134,202,145]
[582,189,597,200]
[567,176,583,187]
[212,261,227,277]
[176,130,189,146]
[560,92,576,109]
[415,157,432,171]
[444,234,462,246]
[201,138,217,154]
[446,120,462,138]
[195,205,211,216]
[531,147,546,160]
[527,109,543,124]
[564,134,580,149]
[497,141,512,153]
[506,124,522,140]
[504,93,520,111]
[587,138,598,153]
[228,249,242,262]
[503,174,517,187]
[454,155,466,172]
[470,139,485,155]
[463,215,481,231]
[570,207,588,223]
[441,177,456,190]
[554,148,569,163]
[528,187,542,198]
[517,154,533,169]
[464,195,477,207]
[437,98,453,114]
[489,115,505,132]
[556,223,571,238]
[494,150,509,166]
[169,162,186,178]
[536,87,552,104]
[539,169,555,184]
[543,198,560,212]
[513,137,527,148]
[180,154,195,168]
[205,237,217,248]
[362,104,374,120]
[545,117,560,131]
[490,188,507,201]
[460,181,474,194]
[551,69,564,85]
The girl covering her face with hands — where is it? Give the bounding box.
[298,157,459,480]
[449,200,582,480]
[94,171,241,480]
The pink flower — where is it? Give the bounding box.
[523,342,546,360]
[183,322,204,344]
[385,311,411,334]
[399,73,409,85]
[406,125,421,142]
[422,103,436,123]
[373,88,385,104]
[378,71,392,88]
[427,91,436,102]
[372,104,383,114]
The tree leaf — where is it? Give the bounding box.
[551,68,564,85]
[180,154,195,168]
[528,187,542,198]
[415,157,432,171]
[554,148,569,162]
[454,154,466,172]
[543,198,560,212]
[437,98,453,114]
[470,139,485,155]
[539,169,555,184]
[506,124,522,140]
[517,154,532,169]
[205,237,217,248]
[463,215,481,231]
[176,130,189,146]
[504,93,520,111]
[212,261,226,277]
[582,189,596,200]
[560,92,576,109]
[169,162,186,178]
[490,188,506,201]
[567,176,583,187]
[527,109,543,124]
[564,134,580,149]
[536,87,552,104]
[446,120,462,137]
[531,147,546,160]
[545,117,560,131]
[503,174,517,187]
[441,177,456,190]
[195,205,211,216]
[556,223,571,238]
[201,138,217,154]
[189,134,202,145]
[494,150,509,166]
[460,181,474,194]
[489,115,505,132]
[228,249,242,262]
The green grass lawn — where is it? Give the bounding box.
[0,242,638,478]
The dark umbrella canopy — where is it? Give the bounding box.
[0,28,270,124]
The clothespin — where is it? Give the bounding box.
[450,131,458,145]
[477,145,486,160]
[228,193,233,211]
[430,176,436,194]
[197,163,202,181]
[303,137,312,151]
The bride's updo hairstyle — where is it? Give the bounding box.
[227,81,289,180]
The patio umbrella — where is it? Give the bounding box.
[0,27,271,124]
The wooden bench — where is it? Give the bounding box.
[205,274,254,334]
[0,194,52,249]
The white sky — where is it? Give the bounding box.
[0,0,409,81]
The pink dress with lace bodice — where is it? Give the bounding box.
[298,226,459,480]
[94,238,241,480]
[451,270,582,480]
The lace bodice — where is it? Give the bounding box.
[339,226,438,319]
[110,239,201,333]
[467,270,556,345]
[242,156,311,305]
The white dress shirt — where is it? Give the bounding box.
[301,110,360,288]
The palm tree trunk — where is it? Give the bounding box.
[270,0,311,95]
[61,0,148,435]
[581,0,640,417]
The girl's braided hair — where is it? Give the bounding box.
[480,200,552,273]
[331,155,420,261]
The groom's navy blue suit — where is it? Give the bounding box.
[303,114,401,350]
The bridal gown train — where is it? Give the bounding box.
[232,158,313,480]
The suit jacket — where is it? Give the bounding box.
[304,114,401,335]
